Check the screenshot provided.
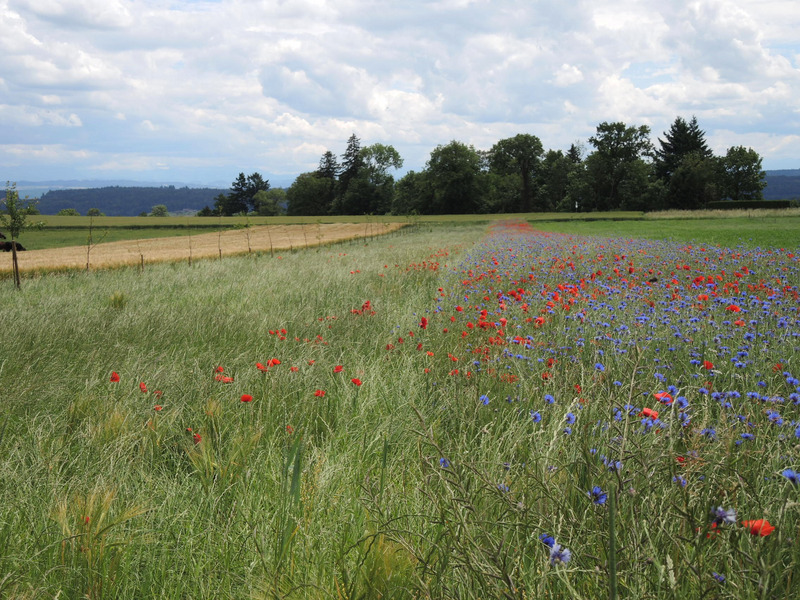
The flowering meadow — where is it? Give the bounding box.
[1,220,799,599]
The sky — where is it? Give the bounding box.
[2,0,799,188]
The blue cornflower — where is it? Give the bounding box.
[565,412,576,424]
[549,543,571,566]
[563,427,572,435]
[595,363,605,372]
[782,469,800,484]
[589,486,607,505]
[480,394,490,405]
[712,572,726,584]
[439,458,451,469]
[539,533,555,547]
[712,506,736,526]
[673,475,687,487]
[530,410,542,423]
[545,394,555,404]
[497,483,509,493]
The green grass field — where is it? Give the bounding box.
[1,217,799,598]
[11,209,799,252]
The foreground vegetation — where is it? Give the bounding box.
[1,220,799,598]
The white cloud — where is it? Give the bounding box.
[553,64,584,87]
[10,0,133,29]
[0,0,798,183]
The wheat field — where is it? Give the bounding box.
[1,222,404,275]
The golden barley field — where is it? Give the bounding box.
[1,222,403,275]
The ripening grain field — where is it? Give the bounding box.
[1,220,799,599]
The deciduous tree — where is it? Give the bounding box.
[425,141,483,214]
[720,146,766,202]
[488,134,544,212]
[286,173,330,216]
[254,189,286,216]
[586,122,654,211]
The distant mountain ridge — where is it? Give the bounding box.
[764,169,800,201]
[36,185,228,216]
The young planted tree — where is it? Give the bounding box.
[1,182,41,289]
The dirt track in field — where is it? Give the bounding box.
[1,222,403,275]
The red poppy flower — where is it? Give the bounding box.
[215,375,234,383]
[290,366,299,372]
[154,390,163,399]
[641,407,659,419]
[240,394,253,403]
[267,358,281,367]
[333,365,343,373]
[351,378,362,386]
[455,306,463,312]
[153,405,163,412]
[256,362,267,371]
[215,366,224,373]
[654,391,673,405]
[314,389,326,397]
[192,433,202,444]
[110,371,120,383]
[286,425,294,434]
[139,382,148,393]
[703,360,714,370]
[725,304,741,313]
[419,317,428,329]
[742,519,775,537]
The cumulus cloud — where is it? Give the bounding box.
[1,0,798,182]
[10,0,133,29]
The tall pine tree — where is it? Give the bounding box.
[316,150,338,214]
[334,134,364,213]
[655,116,711,181]
[656,116,715,209]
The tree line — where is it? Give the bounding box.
[206,116,768,217]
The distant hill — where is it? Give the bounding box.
[764,169,800,201]
[37,186,228,216]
